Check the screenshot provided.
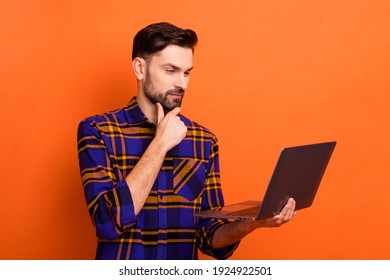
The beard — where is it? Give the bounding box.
[143,73,185,112]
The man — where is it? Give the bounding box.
[77,22,295,260]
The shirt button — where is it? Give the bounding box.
[160,225,165,230]
[159,194,163,200]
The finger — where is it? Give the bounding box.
[287,199,296,220]
[277,199,294,221]
[288,199,296,218]
[291,198,296,212]
[279,200,291,217]
[285,199,294,219]
[156,103,165,125]
[167,106,181,117]
[286,206,294,220]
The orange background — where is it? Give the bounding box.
[1,0,389,259]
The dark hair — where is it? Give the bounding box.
[132,22,198,60]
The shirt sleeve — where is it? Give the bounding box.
[77,120,137,240]
[196,140,240,259]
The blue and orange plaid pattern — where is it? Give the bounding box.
[77,97,239,259]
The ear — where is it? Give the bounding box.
[132,57,146,80]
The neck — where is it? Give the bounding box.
[136,89,158,125]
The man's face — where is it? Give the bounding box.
[143,45,193,111]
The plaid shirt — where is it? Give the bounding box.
[77,97,239,260]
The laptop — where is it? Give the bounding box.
[194,141,336,220]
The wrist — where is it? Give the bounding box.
[149,137,170,155]
[240,220,262,232]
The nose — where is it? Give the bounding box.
[174,74,189,90]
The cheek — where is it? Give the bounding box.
[154,74,174,91]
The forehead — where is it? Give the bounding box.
[149,45,193,69]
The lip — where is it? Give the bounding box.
[168,93,183,98]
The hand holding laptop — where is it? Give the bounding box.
[206,141,336,251]
[255,197,296,227]
[211,197,297,249]
[194,142,336,221]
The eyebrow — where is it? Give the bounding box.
[162,63,193,72]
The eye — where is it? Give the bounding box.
[184,71,190,77]
[166,68,175,74]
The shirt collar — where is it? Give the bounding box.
[123,96,153,126]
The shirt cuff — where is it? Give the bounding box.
[104,179,137,229]
[197,218,240,259]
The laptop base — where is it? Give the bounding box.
[194,201,262,220]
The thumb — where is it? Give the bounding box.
[156,103,165,125]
